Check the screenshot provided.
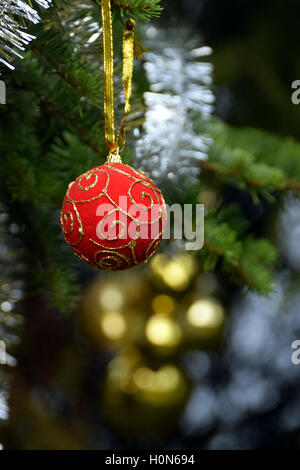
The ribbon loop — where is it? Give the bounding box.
[101,0,135,158]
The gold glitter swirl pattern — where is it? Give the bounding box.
[60,199,84,247]
[128,180,155,210]
[72,247,96,267]
[60,163,166,271]
[77,172,99,191]
[94,250,132,271]
[145,232,164,259]
[67,168,110,203]
[96,209,127,241]
[62,211,74,236]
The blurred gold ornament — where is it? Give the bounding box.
[106,354,138,394]
[187,298,224,329]
[79,275,149,346]
[150,253,197,291]
[183,297,226,347]
[100,311,127,340]
[99,286,124,311]
[132,365,183,405]
[102,353,189,437]
[152,295,174,315]
[145,314,182,348]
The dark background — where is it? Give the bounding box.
[2,0,300,450]
[166,0,300,136]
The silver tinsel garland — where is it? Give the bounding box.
[0,206,24,449]
[0,0,52,70]
[135,25,214,193]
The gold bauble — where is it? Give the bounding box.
[183,296,226,349]
[101,353,189,437]
[79,274,149,347]
[150,253,197,292]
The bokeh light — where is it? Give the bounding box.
[99,286,124,311]
[152,295,174,315]
[102,353,189,436]
[151,254,197,291]
[187,298,224,329]
[100,311,127,340]
[145,314,182,347]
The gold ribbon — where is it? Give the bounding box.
[101,0,135,161]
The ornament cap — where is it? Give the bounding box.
[107,148,122,163]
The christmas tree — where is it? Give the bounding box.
[1,0,300,450]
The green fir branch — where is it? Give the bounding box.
[202,210,277,294]
[111,0,162,21]
[204,121,300,195]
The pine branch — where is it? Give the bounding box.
[202,211,277,294]
[0,0,53,70]
[111,0,162,21]
[204,121,300,196]
[20,203,79,312]
[0,1,138,311]
[200,159,300,195]
[0,1,281,307]
[0,0,162,70]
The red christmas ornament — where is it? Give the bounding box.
[60,162,166,271]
